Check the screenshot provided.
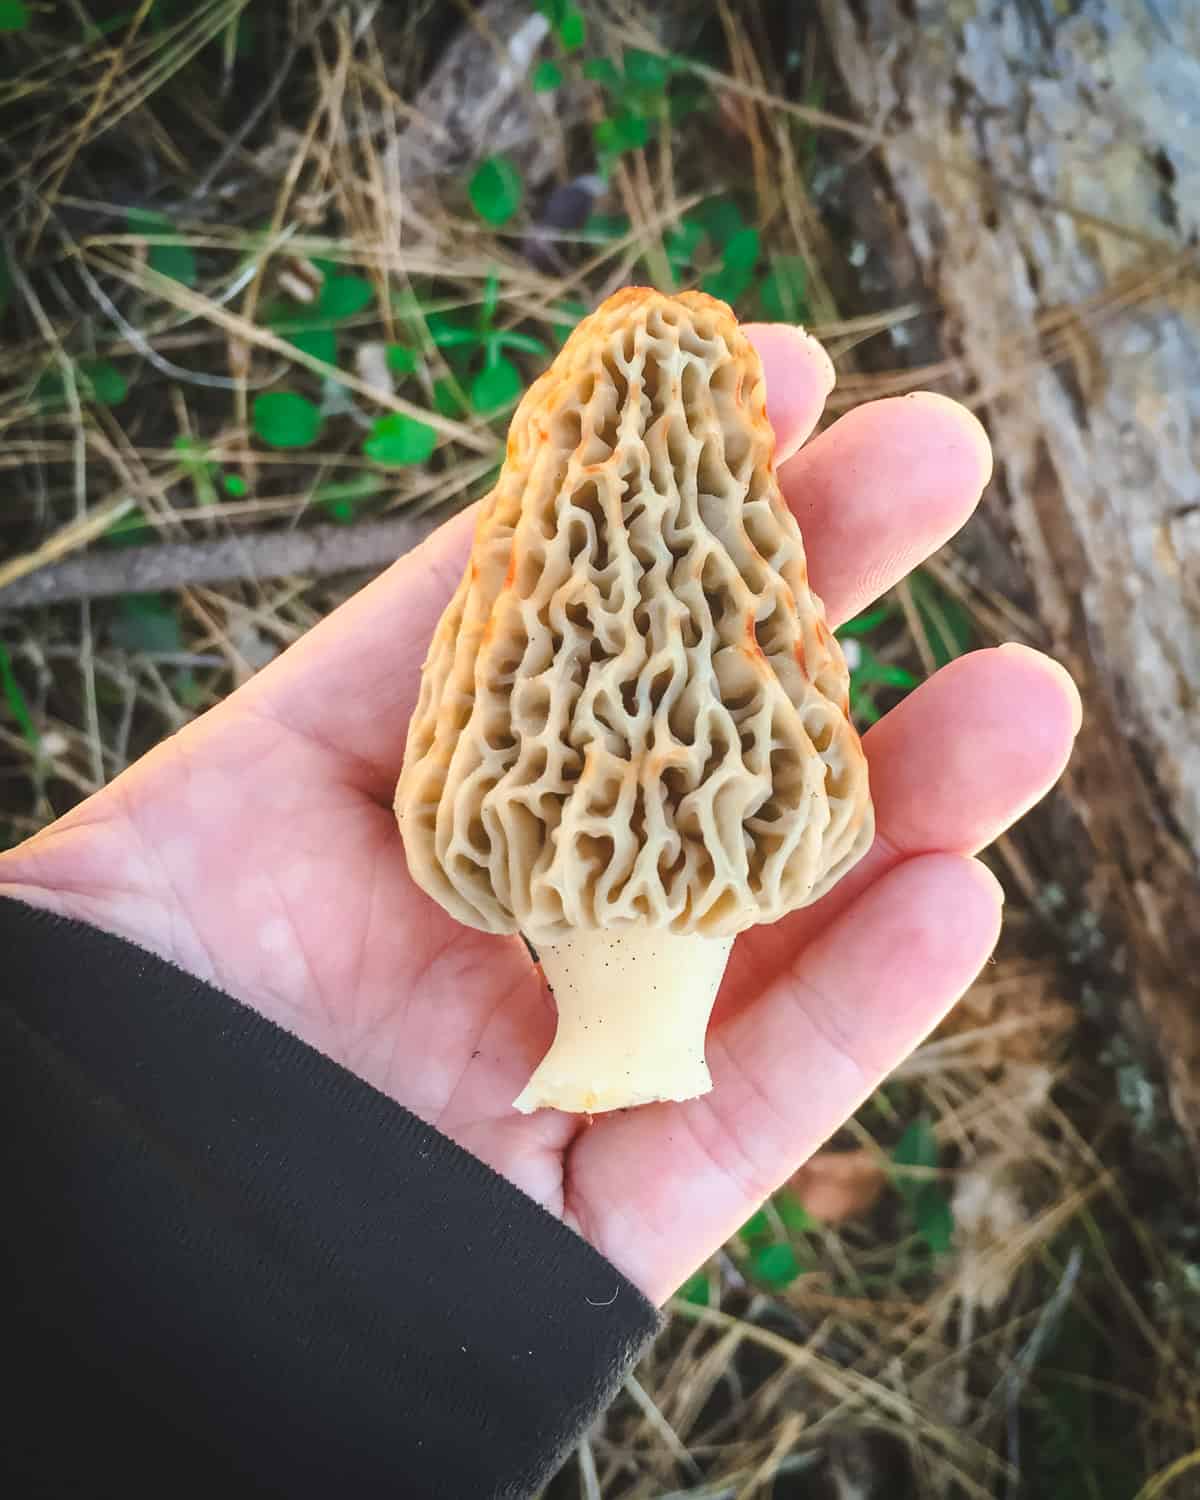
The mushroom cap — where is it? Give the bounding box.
[396,288,874,944]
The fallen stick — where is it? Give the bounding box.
[0,515,440,609]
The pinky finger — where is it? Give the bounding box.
[706,853,1005,1171]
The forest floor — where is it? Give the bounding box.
[1,4,1197,1496]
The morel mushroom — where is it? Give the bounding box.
[396,288,874,1113]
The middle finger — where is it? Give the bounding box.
[780,390,994,629]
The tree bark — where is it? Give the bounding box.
[821,0,1200,1157]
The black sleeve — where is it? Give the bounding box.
[0,896,660,1499]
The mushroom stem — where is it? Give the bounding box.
[513,927,735,1114]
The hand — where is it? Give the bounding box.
[0,328,1079,1305]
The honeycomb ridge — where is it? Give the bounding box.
[396,288,874,943]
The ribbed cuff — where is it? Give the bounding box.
[1,895,660,1499]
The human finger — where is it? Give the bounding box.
[571,854,1003,1302]
[722,642,1080,995]
[741,322,834,461]
[780,391,993,628]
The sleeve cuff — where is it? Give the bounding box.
[1,895,661,1498]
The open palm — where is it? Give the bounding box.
[0,327,1078,1305]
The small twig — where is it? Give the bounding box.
[0,515,443,610]
[67,213,300,391]
[623,1373,703,1482]
[89,249,497,452]
[576,1432,602,1500]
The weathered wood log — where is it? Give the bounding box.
[821,0,1200,1157]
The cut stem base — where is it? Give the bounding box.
[513,926,735,1114]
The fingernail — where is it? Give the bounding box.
[746,322,836,395]
[792,326,836,396]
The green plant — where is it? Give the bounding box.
[846,645,918,725]
[384,343,416,376]
[109,594,184,655]
[0,1,30,32]
[126,208,197,288]
[835,573,971,726]
[676,1268,712,1306]
[173,434,220,508]
[584,47,695,173]
[662,218,703,284]
[836,603,895,640]
[734,1191,819,1291]
[421,272,548,417]
[702,224,760,304]
[891,1116,954,1256]
[432,377,467,419]
[311,474,385,524]
[908,569,974,666]
[284,323,336,364]
[34,358,129,409]
[836,601,920,724]
[1030,1307,1147,1500]
[531,59,562,92]
[692,197,813,318]
[363,413,438,467]
[705,205,811,317]
[169,435,246,507]
[594,193,805,315]
[470,359,522,413]
[0,642,38,751]
[582,211,631,244]
[468,156,523,227]
[268,264,376,367]
[584,209,709,292]
[535,0,584,51]
[693,195,747,249]
[102,506,154,548]
[758,254,809,323]
[317,272,375,321]
[252,391,323,450]
[549,299,588,346]
[748,1242,804,1288]
[83,360,129,405]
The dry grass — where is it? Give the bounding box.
[568,936,1197,1498]
[2,4,1199,1495]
